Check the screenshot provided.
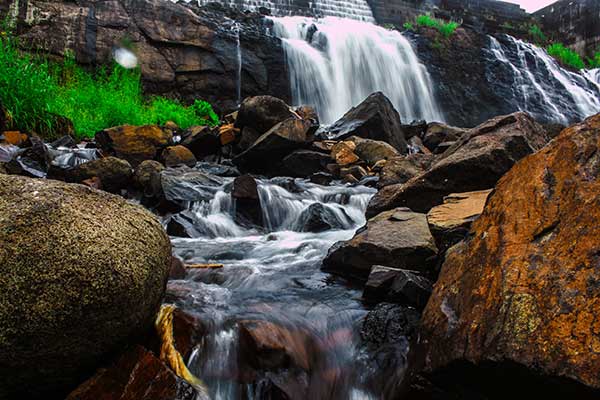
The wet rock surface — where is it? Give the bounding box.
[416,114,600,397]
[0,175,171,399]
[363,266,433,310]
[64,156,133,193]
[96,125,172,167]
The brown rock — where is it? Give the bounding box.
[422,122,466,153]
[1,131,28,146]
[134,160,165,191]
[181,126,220,160]
[96,125,172,167]
[169,256,187,280]
[378,154,434,188]
[351,137,399,165]
[66,346,199,400]
[367,112,549,216]
[232,174,263,228]
[218,124,238,146]
[64,156,133,193]
[161,145,197,168]
[322,207,438,280]
[427,189,492,232]
[331,141,359,166]
[417,114,600,396]
[235,95,294,134]
[363,266,433,310]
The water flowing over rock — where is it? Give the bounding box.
[269,16,443,124]
[415,113,600,398]
[0,175,171,399]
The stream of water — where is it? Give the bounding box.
[165,177,392,399]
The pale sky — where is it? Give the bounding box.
[501,0,558,13]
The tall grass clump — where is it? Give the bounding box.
[529,24,547,44]
[0,33,58,134]
[0,29,219,139]
[415,15,459,38]
[547,43,586,70]
[588,51,600,69]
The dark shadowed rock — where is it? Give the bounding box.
[295,203,350,233]
[232,174,263,228]
[161,145,197,167]
[181,126,221,160]
[151,166,223,210]
[363,266,433,310]
[134,160,165,191]
[422,122,467,153]
[5,136,50,178]
[322,207,437,281]
[169,256,187,280]
[64,156,133,193]
[235,95,294,134]
[309,172,333,185]
[0,175,171,399]
[324,92,407,153]
[416,114,600,398]
[283,150,331,177]
[65,346,199,400]
[233,118,316,174]
[361,303,420,346]
[96,125,172,167]
[378,154,434,188]
[367,112,549,216]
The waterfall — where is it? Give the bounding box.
[486,35,600,125]
[232,22,242,106]
[268,16,444,124]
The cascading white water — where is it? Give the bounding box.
[486,35,600,125]
[165,177,385,399]
[584,68,600,90]
[232,22,243,106]
[268,16,444,124]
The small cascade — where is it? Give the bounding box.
[232,22,243,106]
[485,35,600,125]
[165,177,384,399]
[268,16,444,125]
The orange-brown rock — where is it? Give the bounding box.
[218,123,239,146]
[417,114,600,396]
[96,125,172,167]
[331,141,359,166]
[161,145,197,168]
[426,189,491,232]
[66,346,199,400]
[1,131,28,146]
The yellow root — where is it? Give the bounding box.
[155,304,208,393]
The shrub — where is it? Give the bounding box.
[547,43,585,70]
[588,51,600,69]
[0,30,219,139]
[529,25,546,44]
[403,22,414,31]
[415,14,459,38]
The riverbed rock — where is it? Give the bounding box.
[378,154,434,188]
[96,125,172,167]
[64,156,133,193]
[232,174,263,228]
[134,160,165,191]
[361,303,420,347]
[322,207,438,280]
[161,145,197,167]
[352,137,399,165]
[295,203,350,233]
[233,117,316,174]
[235,95,294,135]
[181,126,221,160]
[65,346,199,400]
[283,149,331,177]
[416,114,600,397]
[363,266,433,310]
[151,166,223,210]
[367,112,550,216]
[331,141,360,166]
[422,122,467,153]
[325,92,407,153]
[5,136,50,178]
[0,175,171,399]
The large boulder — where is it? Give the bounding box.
[367,112,550,216]
[322,207,438,281]
[294,203,351,233]
[378,154,433,188]
[0,175,171,398]
[324,92,407,153]
[150,166,223,210]
[363,266,433,310]
[282,150,331,177]
[95,125,172,167]
[351,137,399,165]
[161,145,197,167]
[235,95,294,134]
[233,117,316,174]
[64,156,133,193]
[416,114,600,397]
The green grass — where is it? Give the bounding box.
[588,51,600,69]
[529,24,547,44]
[547,43,586,70]
[402,22,414,31]
[415,15,459,38]
[0,32,219,139]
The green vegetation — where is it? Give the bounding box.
[588,51,600,69]
[0,31,218,139]
[500,22,514,30]
[402,22,414,31]
[415,14,459,38]
[529,24,547,44]
[546,43,586,70]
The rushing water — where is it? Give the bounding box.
[165,176,391,399]
[268,16,443,125]
[485,35,600,125]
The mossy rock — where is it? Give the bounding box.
[0,175,171,399]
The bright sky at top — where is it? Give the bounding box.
[501,0,558,13]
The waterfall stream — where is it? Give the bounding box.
[268,16,443,125]
[485,35,600,125]
[165,177,391,399]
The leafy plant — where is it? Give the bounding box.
[547,43,586,70]
[403,22,414,31]
[500,22,514,30]
[415,14,459,38]
[529,24,547,44]
[0,29,219,139]
[587,51,600,69]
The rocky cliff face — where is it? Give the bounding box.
[5,0,290,114]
